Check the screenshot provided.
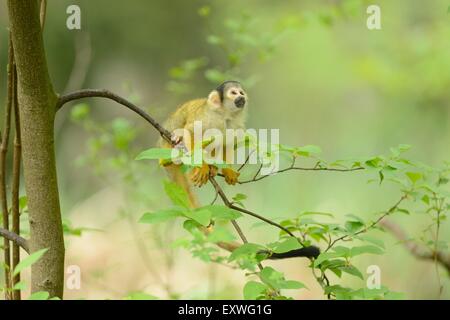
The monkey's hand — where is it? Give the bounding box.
[222,168,240,185]
[190,163,218,187]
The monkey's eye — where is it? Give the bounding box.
[239,91,244,95]
[231,90,237,95]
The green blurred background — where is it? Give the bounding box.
[0,0,449,299]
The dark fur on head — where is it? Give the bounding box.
[216,80,242,101]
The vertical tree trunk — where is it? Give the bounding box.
[7,1,65,298]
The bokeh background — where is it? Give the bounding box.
[0,0,449,299]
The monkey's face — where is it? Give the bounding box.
[223,85,247,111]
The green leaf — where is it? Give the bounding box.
[396,208,410,215]
[12,281,27,291]
[243,281,267,300]
[345,221,364,233]
[233,193,247,201]
[70,103,90,121]
[123,292,158,300]
[298,211,334,218]
[164,180,190,208]
[349,245,384,257]
[340,265,364,280]
[314,252,342,266]
[13,248,48,277]
[406,172,422,184]
[28,291,50,300]
[355,235,385,249]
[272,238,302,254]
[207,226,236,243]
[198,5,211,17]
[365,157,383,168]
[232,193,247,207]
[185,209,211,226]
[202,205,242,220]
[229,243,265,261]
[207,35,223,45]
[136,148,178,161]
[260,267,306,290]
[139,209,184,224]
[296,145,322,156]
[390,144,411,157]
[281,280,306,289]
[19,196,27,210]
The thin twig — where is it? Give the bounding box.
[238,164,364,184]
[0,228,29,254]
[208,176,298,239]
[1,36,14,300]
[11,55,22,300]
[57,89,173,143]
[326,194,408,252]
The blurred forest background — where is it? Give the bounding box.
[0,0,449,299]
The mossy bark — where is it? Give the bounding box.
[7,0,64,298]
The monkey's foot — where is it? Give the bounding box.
[222,168,240,185]
[209,165,218,178]
[190,163,211,187]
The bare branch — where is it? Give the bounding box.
[0,228,29,254]
[238,163,364,184]
[1,36,14,300]
[57,89,173,143]
[11,49,22,300]
[326,194,408,252]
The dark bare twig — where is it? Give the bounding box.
[208,176,299,240]
[0,228,29,254]
[11,54,22,300]
[326,194,408,252]
[57,89,173,143]
[1,37,14,300]
[238,163,364,184]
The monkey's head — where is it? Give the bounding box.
[207,80,248,112]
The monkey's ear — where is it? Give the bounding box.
[207,90,221,109]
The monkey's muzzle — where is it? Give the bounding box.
[234,96,246,108]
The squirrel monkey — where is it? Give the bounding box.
[158,81,321,260]
[159,81,247,207]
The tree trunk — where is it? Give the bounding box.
[7,0,64,298]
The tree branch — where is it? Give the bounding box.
[57,89,173,143]
[326,194,408,252]
[380,218,450,274]
[237,158,364,184]
[1,35,14,300]
[11,53,22,300]
[0,228,29,254]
